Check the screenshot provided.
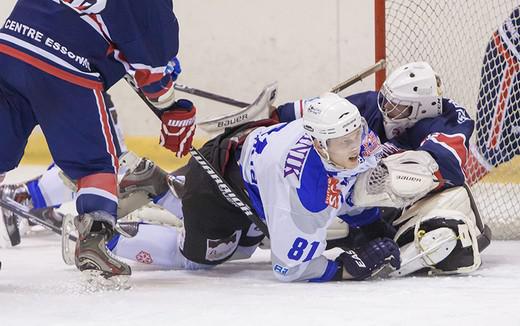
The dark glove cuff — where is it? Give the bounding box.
[171,99,194,111]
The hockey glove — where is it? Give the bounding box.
[335,237,401,280]
[160,99,196,157]
[166,56,182,81]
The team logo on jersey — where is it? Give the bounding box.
[135,251,153,264]
[326,177,341,209]
[360,129,382,158]
[273,264,289,276]
[61,0,107,14]
[206,230,242,262]
[284,134,313,184]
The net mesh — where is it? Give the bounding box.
[383,0,520,239]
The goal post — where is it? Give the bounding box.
[374,0,520,239]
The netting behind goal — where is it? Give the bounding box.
[375,0,520,239]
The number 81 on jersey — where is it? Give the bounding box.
[287,237,320,262]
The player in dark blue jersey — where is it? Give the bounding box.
[275,62,473,190]
[0,0,196,282]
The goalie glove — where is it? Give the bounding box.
[353,150,440,208]
[334,237,401,280]
[160,99,196,157]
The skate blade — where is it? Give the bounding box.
[61,214,76,266]
[81,270,131,292]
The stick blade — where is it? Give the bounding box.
[197,82,278,133]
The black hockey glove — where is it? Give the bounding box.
[334,237,401,280]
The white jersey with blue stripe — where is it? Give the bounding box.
[239,119,382,282]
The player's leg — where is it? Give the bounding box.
[28,73,130,278]
[107,223,210,270]
[179,138,256,265]
[391,186,485,276]
[0,91,127,243]
[0,56,38,247]
[104,92,128,156]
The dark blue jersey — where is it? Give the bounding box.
[0,0,179,96]
[276,91,474,187]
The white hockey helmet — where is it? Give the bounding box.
[378,61,443,139]
[303,93,363,169]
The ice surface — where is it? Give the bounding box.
[1,166,519,326]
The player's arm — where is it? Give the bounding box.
[268,211,400,282]
[268,212,337,282]
[266,200,399,282]
[66,0,195,156]
[414,99,474,187]
[272,91,378,124]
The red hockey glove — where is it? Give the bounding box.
[160,99,196,157]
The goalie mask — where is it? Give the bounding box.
[302,93,363,170]
[377,62,443,139]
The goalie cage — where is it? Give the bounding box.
[374,0,520,239]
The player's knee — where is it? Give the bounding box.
[76,173,118,216]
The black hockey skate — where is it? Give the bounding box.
[74,211,131,290]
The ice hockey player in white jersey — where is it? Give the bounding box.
[273,62,490,276]
[102,93,401,282]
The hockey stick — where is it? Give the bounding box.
[330,59,386,93]
[197,82,278,133]
[125,75,271,238]
[197,60,386,133]
[173,83,250,108]
[0,197,76,241]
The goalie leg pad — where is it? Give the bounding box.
[393,208,481,276]
[117,152,170,217]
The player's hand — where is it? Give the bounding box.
[160,99,196,157]
[335,237,400,280]
[166,57,182,81]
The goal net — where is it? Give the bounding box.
[375,0,520,239]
